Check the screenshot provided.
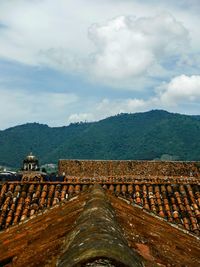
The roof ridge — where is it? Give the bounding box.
[58,185,143,267]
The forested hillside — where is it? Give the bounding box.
[0,110,200,168]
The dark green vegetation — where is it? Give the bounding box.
[0,110,200,168]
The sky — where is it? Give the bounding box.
[0,0,200,129]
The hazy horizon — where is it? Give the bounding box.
[1,109,199,131]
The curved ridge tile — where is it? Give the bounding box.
[58,184,142,267]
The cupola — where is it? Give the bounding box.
[22,152,39,171]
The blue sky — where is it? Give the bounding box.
[0,0,200,129]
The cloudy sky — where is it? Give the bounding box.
[0,0,200,129]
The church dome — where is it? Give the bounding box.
[22,152,39,171]
[24,152,38,163]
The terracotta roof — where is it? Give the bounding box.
[0,185,200,267]
[0,190,86,267]
[58,159,200,177]
[108,191,200,267]
[0,181,199,235]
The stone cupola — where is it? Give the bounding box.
[22,152,39,171]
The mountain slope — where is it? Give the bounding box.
[0,110,200,168]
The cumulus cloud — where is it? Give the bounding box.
[67,74,200,123]
[88,13,189,85]
[1,73,200,129]
[0,1,193,89]
[0,0,200,129]
[158,75,200,105]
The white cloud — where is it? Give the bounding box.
[68,113,94,123]
[0,0,92,66]
[0,88,78,129]
[67,74,200,123]
[96,98,148,115]
[88,13,189,85]
[158,75,200,106]
[67,98,154,124]
[0,0,200,129]
[0,1,195,89]
[1,73,200,129]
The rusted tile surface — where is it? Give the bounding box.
[108,192,200,267]
[63,175,200,184]
[59,160,200,177]
[0,193,86,267]
[0,183,82,230]
[0,185,199,267]
[0,182,200,235]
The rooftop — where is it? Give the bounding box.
[0,185,199,266]
[0,159,200,266]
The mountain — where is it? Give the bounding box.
[0,110,200,168]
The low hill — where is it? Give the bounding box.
[0,110,200,168]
